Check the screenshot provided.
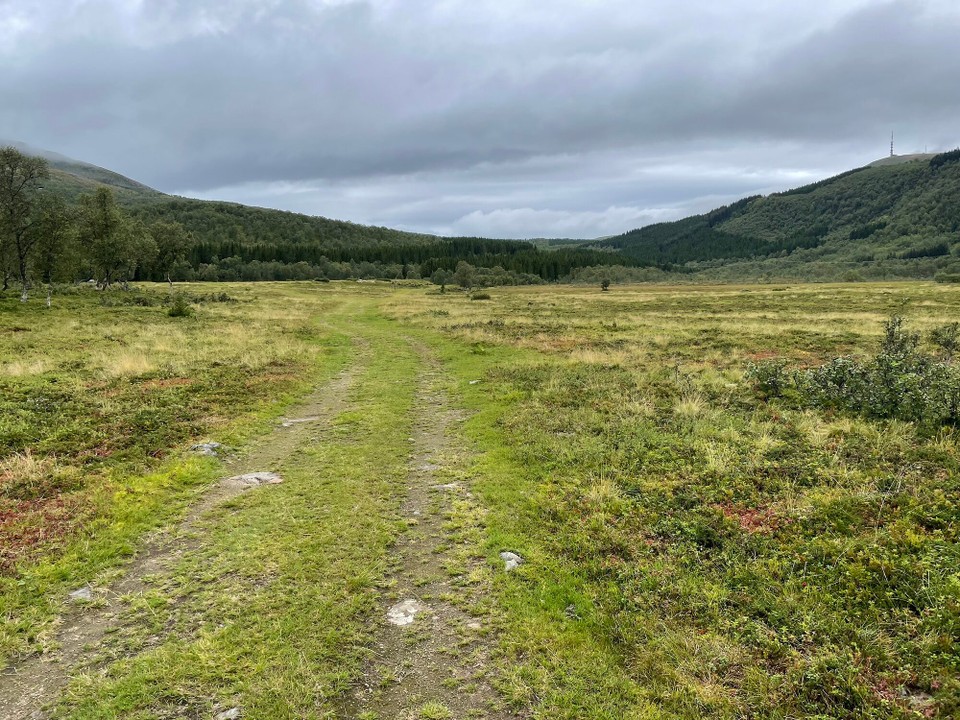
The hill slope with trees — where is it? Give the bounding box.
[8,140,960,290]
[1,144,636,293]
[593,151,960,281]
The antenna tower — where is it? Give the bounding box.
[890,131,895,157]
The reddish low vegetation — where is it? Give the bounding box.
[716,502,791,534]
[0,493,91,574]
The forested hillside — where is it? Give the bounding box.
[8,140,960,289]
[595,150,960,281]
[1,144,636,293]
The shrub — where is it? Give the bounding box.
[748,317,960,425]
[931,322,960,362]
[745,359,791,398]
[191,292,237,304]
[167,294,194,318]
[99,293,157,307]
[470,292,491,301]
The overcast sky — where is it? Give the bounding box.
[2,0,958,238]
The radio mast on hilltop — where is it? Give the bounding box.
[891,131,895,157]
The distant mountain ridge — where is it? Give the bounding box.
[2,138,438,246]
[867,153,936,168]
[7,138,960,282]
[592,149,960,280]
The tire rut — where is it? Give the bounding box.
[339,342,517,720]
[0,357,364,720]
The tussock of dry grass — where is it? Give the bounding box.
[0,451,54,490]
[0,360,50,377]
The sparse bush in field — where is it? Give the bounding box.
[748,316,960,424]
[470,291,491,301]
[745,358,791,398]
[931,322,960,362]
[601,278,611,291]
[167,293,194,318]
[192,291,238,303]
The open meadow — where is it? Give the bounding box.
[1,281,958,719]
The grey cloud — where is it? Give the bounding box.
[1,0,957,238]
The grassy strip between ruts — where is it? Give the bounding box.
[53,302,421,718]
[1,284,352,664]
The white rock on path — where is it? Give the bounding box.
[191,442,226,457]
[68,587,93,602]
[221,472,283,489]
[214,708,241,720]
[280,416,320,428]
[387,599,424,626]
[499,551,524,571]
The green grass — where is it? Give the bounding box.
[55,297,421,717]
[4,280,959,719]
[0,283,350,662]
[384,281,960,719]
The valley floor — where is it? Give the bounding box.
[1,281,958,719]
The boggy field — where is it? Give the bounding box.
[1,281,958,719]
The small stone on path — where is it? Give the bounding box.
[191,442,226,457]
[222,472,283,489]
[387,599,424,626]
[432,483,460,491]
[214,709,241,720]
[500,551,524,571]
[68,587,93,602]
[280,416,320,428]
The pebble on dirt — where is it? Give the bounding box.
[68,587,93,602]
[387,598,424,626]
[191,442,226,457]
[221,472,283,489]
[280,416,319,428]
[214,708,241,720]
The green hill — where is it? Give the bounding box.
[4,141,632,283]
[593,149,960,281]
[15,139,960,284]
[0,140,158,203]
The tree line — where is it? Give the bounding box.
[2,145,645,296]
[1,147,192,303]
[186,237,631,281]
